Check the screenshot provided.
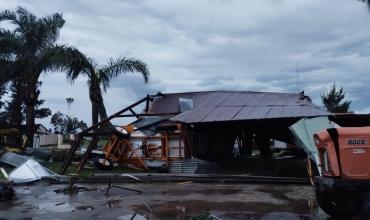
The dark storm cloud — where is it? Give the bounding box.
[1,0,370,126]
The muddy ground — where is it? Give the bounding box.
[0,182,331,220]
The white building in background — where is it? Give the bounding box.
[33,124,58,148]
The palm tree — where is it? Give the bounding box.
[66,97,74,116]
[0,7,89,145]
[68,57,149,131]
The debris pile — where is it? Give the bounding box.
[0,152,58,184]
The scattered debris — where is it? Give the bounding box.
[0,152,58,184]
[7,159,57,183]
[54,186,90,194]
[178,181,193,185]
[0,182,14,201]
[0,152,28,167]
[105,180,143,196]
[289,116,336,175]
[26,148,52,161]
[121,174,140,181]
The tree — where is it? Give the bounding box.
[68,57,149,129]
[66,97,74,116]
[2,81,51,129]
[3,79,24,129]
[321,83,351,113]
[0,7,89,146]
[0,84,8,127]
[50,111,87,134]
[67,56,149,149]
[0,83,7,110]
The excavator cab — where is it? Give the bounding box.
[314,127,370,218]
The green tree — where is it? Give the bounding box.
[67,56,149,149]
[0,84,7,110]
[4,79,24,129]
[0,84,8,127]
[50,111,87,133]
[2,81,51,129]
[0,7,89,146]
[321,83,351,113]
[68,57,149,130]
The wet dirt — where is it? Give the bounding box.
[160,187,242,196]
[0,182,331,219]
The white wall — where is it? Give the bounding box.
[33,134,58,148]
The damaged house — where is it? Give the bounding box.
[62,90,358,174]
[148,91,330,161]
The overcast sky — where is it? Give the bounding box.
[1,0,370,127]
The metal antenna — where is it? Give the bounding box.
[296,63,299,92]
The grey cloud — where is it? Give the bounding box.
[2,0,370,127]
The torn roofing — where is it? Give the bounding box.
[148,91,330,123]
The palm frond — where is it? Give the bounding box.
[100,57,150,91]
[0,29,20,59]
[0,58,16,85]
[16,7,36,24]
[39,13,65,45]
[36,44,93,80]
[0,9,17,23]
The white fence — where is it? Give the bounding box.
[33,134,58,148]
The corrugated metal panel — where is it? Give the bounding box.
[220,92,256,106]
[201,106,242,122]
[246,93,274,105]
[198,92,232,107]
[289,117,334,175]
[173,105,330,123]
[232,106,272,120]
[173,107,215,123]
[149,92,212,114]
[150,96,180,114]
[147,90,330,123]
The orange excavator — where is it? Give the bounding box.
[314,127,370,218]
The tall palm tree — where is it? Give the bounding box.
[0,7,89,145]
[66,97,74,116]
[68,57,149,130]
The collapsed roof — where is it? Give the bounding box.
[148,91,330,124]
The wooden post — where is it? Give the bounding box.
[59,96,150,174]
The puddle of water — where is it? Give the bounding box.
[106,199,122,208]
[223,211,318,220]
[75,205,94,211]
[161,187,242,196]
[133,199,319,220]
[38,202,76,212]
[118,213,147,220]
[17,187,32,194]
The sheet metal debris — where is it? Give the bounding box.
[7,159,57,183]
[0,152,28,167]
[179,98,193,112]
[289,116,337,175]
[0,152,58,183]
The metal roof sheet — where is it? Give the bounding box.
[201,106,242,122]
[232,106,272,121]
[147,91,330,123]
